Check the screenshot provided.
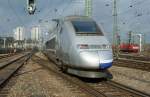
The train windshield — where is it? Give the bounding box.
[71,21,103,35]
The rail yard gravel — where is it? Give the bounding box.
[3,52,149,97]
[36,52,150,95]
[37,52,150,95]
[110,66,150,95]
[3,55,89,97]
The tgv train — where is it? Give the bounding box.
[27,0,36,15]
[45,16,113,78]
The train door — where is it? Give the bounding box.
[59,23,70,65]
[57,26,63,59]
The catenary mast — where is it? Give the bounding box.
[113,0,118,46]
[113,0,119,58]
[85,0,92,17]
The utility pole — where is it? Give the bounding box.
[113,0,119,58]
[136,34,142,52]
[113,0,118,46]
[18,28,20,48]
[3,38,6,48]
[128,31,132,44]
[85,0,92,17]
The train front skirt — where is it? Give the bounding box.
[99,62,112,69]
[67,67,113,78]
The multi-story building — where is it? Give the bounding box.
[13,27,25,41]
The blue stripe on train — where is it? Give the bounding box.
[99,62,112,69]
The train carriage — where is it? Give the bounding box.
[45,16,113,78]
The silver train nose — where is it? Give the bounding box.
[79,51,113,70]
[79,51,100,69]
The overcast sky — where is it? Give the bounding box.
[0,0,149,43]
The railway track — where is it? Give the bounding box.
[0,52,31,94]
[86,80,150,97]
[0,54,8,59]
[118,53,150,61]
[0,53,21,60]
[33,54,150,97]
[113,58,150,72]
[0,54,13,59]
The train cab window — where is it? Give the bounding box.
[71,21,103,35]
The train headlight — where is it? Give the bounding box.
[106,45,112,49]
[77,44,112,50]
[28,6,33,11]
[77,44,89,49]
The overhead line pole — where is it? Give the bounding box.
[113,0,118,45]
[85,0,92,17]
[113,0,119,58]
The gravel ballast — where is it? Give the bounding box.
[5,54,88,97]
[110,66,150,94]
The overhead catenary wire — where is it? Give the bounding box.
[5,0,150,26]
[94,0,149,23]
[117,0,148,15]
[39,0,72,20]
[47,0,83,18]
[0,24,7,34]
[58,0,74,17]
[35,0,74,24]
[0,0,25,37]
[7,0,25,26]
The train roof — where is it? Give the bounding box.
[52,16,94,23]
[64,15,94,21]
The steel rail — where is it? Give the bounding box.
[0,54,27,70]
[118,53,150,61]
[34,55,150,97]
[113,58,150,72]
[32,55,106,97]
[0,52,32,88]
[107,80,150,97]
[0,54,10,59]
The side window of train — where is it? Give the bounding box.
[46,37,56,49]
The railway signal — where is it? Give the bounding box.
[27,0,36,15]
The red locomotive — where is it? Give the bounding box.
[119,43,139,53]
